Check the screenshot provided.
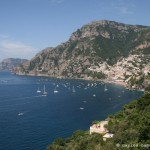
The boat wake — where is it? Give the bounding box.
[13,95,44,100]
[0,95,44,102]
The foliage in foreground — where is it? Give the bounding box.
[46,93,150,150]
[47,131,104,150]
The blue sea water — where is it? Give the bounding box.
[0,71,143,150]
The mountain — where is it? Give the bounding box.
[14,20,150,89]
[0,58,28,71]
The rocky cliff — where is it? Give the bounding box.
[0,58,28,71]
[14,20,150,89]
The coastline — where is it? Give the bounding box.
[15,72,127,88]
[14,72,147,92]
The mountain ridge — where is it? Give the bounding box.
[14,20,150,90]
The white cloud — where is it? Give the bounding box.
[0,38,37,61]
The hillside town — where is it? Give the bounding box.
[88,54,150,91]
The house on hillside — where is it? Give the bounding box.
[90,120,114,141]
[90,120,108,134]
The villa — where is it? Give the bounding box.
[90,120,108,134]
[90,120,114,141]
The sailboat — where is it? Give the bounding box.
[104,84,108,92]
[37,87,41,93]
[72,86,76,93]
[54,85,59,93]
[42,85,48,96]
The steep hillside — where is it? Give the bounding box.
[0,58,28,71]
[47,93,150,150]
[14,20,150,88]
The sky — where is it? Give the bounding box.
[0,0,150,61]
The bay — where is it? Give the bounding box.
[0,71,143,150]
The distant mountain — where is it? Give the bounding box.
[14,20,150,89]
[0,58,28,71]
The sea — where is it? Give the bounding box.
[0,71,143,150]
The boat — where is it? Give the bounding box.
[37,87,41,93]
[54,85,59,93]
[42,85,48,96]
[18,112,24,116]
[93,94,96,97]
[104,84,108,91]
[72,86,76,92]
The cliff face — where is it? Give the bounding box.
[14,20,150,87]
[0,58,28,71]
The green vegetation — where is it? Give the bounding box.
[145,74,150,80]
[19,64,25,72]
[86,70,106,79]
[28,53,47,70]
[145,85,150,92]
[47,130,104,150]
[47,93,150,150]
[106,93,150,149]
[28,61,36,70]
[89,26,150,65]
[128,76,145,88]
[143,47,150,54]
[67,40,78,53]
[91,27,139,65]
[76,29,82,37]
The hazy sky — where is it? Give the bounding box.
[0,0,149,61]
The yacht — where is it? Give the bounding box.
[104,84,108,92]
[42,85,48,96]
[72,86,76,92]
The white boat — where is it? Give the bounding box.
[104,84,108,91]
[37,87,41,93]
[54,86,59,93]
[18,112,24,116]
[42,85,48,96]
[72,86,76,92]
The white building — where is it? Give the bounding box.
[103,133,114,141]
